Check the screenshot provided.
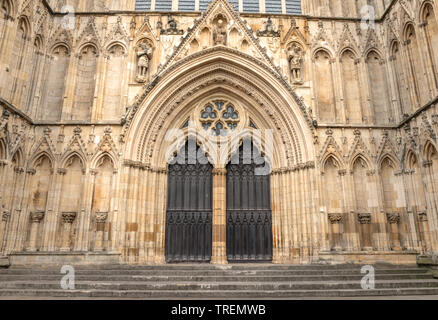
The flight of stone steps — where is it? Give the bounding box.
[0,263,437,298]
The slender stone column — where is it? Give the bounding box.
[0,208,11,254]
[211,167,227,265]
[328,213,343,251]
[26,211,45,252]
[154,168,168,264]
[387,213,402,251]
[94,211,108,252]
[60,212,77,252]
[418,211,430,252]
[357,212,373,251]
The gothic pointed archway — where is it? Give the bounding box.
[122,47,318,264]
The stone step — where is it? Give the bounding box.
[6,263,422,271]
[1,263,436,298]
[0,273,432,282]
[1,287,438,298]
[2,279,438,290]
[0,268,429,276]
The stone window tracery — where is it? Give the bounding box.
[198,100,241,136]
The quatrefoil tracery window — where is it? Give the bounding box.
[199,100,240,136]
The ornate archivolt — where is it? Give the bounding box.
[123,48,315,170]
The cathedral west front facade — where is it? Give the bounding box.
[0,0,438,266]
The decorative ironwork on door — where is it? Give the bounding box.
[165,141,213,263]
[226,141,273,262]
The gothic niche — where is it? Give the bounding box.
[213,14,228,46]
[287,42,304,84]
[135,40,152,83]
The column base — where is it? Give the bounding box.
[211,256,228,265]
[154,255,166,264]
[8,251,121,265]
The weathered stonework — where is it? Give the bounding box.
[0,0,437,265]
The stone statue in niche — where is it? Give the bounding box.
[287,43,304,84]
[213,14,227,46]
[136,42,152,83]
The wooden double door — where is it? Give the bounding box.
[165,141,273,263]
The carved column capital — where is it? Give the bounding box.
[2,209,11,222]
[57,168,67,175]
[212,168,227,176]
[95,211,108,224]
[423,160,433,168]
[358,213,372,224]
[30,211,45,223]
[14,166,24,174]
[328,213,343,224]
[386,212,400,224]
[418,211,428,222]
[62,212,77,224]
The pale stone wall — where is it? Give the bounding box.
[0,0,437,264]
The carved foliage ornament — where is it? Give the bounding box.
[95,211,108,224]
[328,213,343,224]
[386,212,400,224]
[358,213,371,224]
[30,211,45,223]
[62,212,77,224]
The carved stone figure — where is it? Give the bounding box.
[168,15,177,30]
[213,15,227,46]
[257,17,280,37]
[136,42,152,83]
[160,15,183,35]
[288,43,304,84]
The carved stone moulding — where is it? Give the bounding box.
[386,212,400,224]
[62,212,77,224]
[358,213,371,224]
[30,211,45,223]
[328,213,343,224]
